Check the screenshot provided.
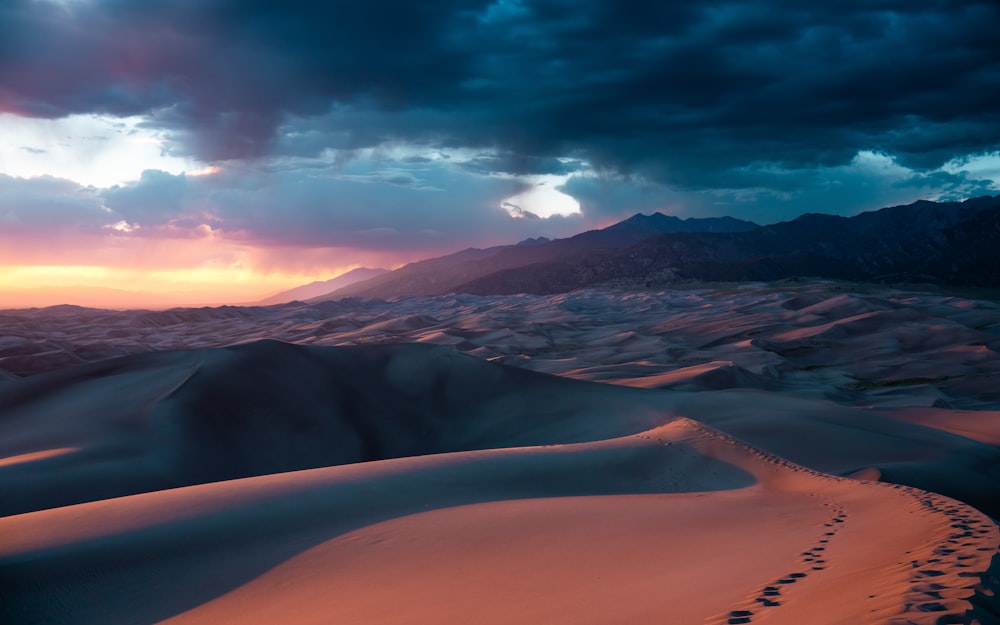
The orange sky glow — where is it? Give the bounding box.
[0,265,319,309]
[0,237,412,309]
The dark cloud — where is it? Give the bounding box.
[458,153,586,177]
[891,168,997,199]
[561,175,703,221]
[101,168,191,224]
[94,163,586,252]
[1,0,998,190]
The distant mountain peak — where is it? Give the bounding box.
[618,211,679,223]
[257,267,390,306]
[516,236,552,246]
[604,211,758,235]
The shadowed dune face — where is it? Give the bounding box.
[0,341,669,515]
[154,341,670,482]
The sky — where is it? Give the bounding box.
[1,0,998,308]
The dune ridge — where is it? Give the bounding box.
[2,418,996,625]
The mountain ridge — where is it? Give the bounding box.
[332,197,998,298]
[324,213,758,300]
[258,267,389,305]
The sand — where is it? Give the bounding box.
[1,282,998,624]
[3,420,995,625]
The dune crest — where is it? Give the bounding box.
[2,419,995,625]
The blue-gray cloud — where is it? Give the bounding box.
[0,174,107,234]
[1,0,998,193]
[96,161,589,252]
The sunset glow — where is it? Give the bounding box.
[0,262,366,309]
[188,165,222,177]
[0,0,997,310]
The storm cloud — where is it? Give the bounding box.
[2,0,998,189]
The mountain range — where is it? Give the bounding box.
[324,214,758,300]
[257,267,388,305]
[318,196,999,300]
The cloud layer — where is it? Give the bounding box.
[3,0,998,183]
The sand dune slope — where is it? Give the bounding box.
[0,341,666,516]
[5,285,1000,414]
[669,389,1000,518]
[2,418,995,625]
[3,339,999,521]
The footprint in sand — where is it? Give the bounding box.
[708,505,845,624]
[777,572,807,584]
[896,491,999,625]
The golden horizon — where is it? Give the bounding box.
[0,264,369,310]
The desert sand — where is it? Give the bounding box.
[1,282,998,624]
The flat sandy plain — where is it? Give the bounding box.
[1,281,998,624]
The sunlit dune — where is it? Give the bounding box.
[3,420,995,625]
[0,447,77,468]
[878,406,1000,446]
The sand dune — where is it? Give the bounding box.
[612,360,775,390]
[878,406,1000,446]
[0,341,666,516]
[668,389,1000,518]
[4,284,998,411]
[3,339,998,519]
[2,283,998,623]
[3,419,995,625]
